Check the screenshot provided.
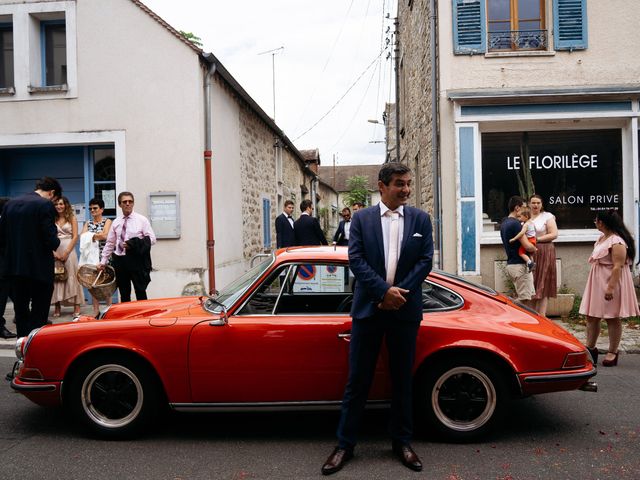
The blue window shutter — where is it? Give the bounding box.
[553,0,588,50]
[452,0,486,55]
[263,198,271,248]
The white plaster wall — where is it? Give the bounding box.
[210,81,246,290]
[439,0,640,91]
[0,0,211,296]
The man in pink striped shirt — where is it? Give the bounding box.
[98,192,156,302]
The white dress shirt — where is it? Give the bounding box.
[379,201,404,268]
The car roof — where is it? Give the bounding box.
[274,246,348,263]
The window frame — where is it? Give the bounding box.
[0,22,14,90]
[486,0,547,52]
[40,18,66,87]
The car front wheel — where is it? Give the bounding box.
[415,355,509,442]
[66,354,162,438]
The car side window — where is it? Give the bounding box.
[275,263,352,314]
[422,281,464,312]
[237,266,290,315]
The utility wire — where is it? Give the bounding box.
[330,55,381,151]
[292,0,356,133]
[294,48,386,142]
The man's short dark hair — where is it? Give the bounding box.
[284,199,294,207]
[341,207,351,214]
[118,191,135,204]
[89,197,105,209]
[508,195,526,213]
[378,162,411,186]
[351,201,364,208]
[35,176,62,198]
[300,199,313,212]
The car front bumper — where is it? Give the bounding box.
[10,361,62,407]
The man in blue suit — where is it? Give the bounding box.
[322,163,433,475]
[0,177,62,339]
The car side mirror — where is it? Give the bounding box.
[209,304,229,326]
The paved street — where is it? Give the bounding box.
[1,353,639,480]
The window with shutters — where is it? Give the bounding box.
[452,0,587,55]
[487,0,547,51]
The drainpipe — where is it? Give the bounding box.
[204,57,217,293]
[394,17,401,163]
[430,0,442,269]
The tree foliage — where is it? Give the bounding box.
[343,175,369,207]
[179,31,203,48]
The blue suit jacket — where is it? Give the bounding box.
[348,204,433,322]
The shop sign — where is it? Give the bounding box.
[481,129,622,230]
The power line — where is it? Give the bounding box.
[292,0,357,133]
[293,49,386,143]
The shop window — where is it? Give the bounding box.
[487,0,546,51]
[481,129,622,231]
[92,147,116,218]
[42,20,66,86]
[0,22,13,89]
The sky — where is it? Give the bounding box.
[141,0,395,166]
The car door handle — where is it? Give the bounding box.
[337,332,351,339]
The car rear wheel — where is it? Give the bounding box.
[415,355,509,442]
[66,354,162,438]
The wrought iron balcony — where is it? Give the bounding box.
[488,29,548,51]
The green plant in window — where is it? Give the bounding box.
[516,132,536,200]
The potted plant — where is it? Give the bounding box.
[546,285,576,318]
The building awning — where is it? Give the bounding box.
[447,85,640,105]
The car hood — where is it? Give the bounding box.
[81,296,203,321]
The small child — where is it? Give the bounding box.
[509,206,537,272]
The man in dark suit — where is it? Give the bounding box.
[294,199,328,246]
[322,163,433,475]
[275,199,295,248]
[0,197,16,339]
[332,207,351,246]
[0,177,62,338]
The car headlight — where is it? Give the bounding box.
[14,337,25,360]
[16,328,41,361]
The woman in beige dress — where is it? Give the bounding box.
[529,194,558,317]
[51,197,84,316]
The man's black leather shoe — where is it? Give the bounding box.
[321,447,353,475]
[0,326,16,339]
[393,443,423,472]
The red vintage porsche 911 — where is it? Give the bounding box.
[11,246,596,440]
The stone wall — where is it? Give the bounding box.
[397,0,435,214]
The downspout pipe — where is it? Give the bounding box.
[430,0,442,269]
[394,17,401,163]
[204,56,217,293]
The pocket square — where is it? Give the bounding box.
[412,233,423,238]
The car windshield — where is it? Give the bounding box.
[204,254,275,313]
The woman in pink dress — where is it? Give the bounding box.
[579,210,639,366]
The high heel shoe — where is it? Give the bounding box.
[587,347,599,365]
[602,351,619,367]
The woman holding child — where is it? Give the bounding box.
[529,194,558,317]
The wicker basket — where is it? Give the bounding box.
[77,264,117,302]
